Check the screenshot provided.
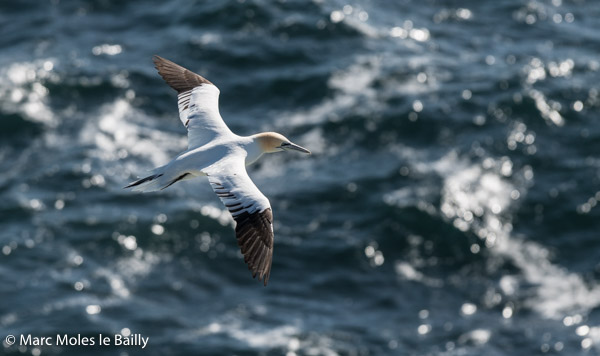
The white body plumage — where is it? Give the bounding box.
[125,56,310,285]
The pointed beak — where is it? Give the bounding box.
[284,142,311,154]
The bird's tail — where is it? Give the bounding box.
[124,164,191,192]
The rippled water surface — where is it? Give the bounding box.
[1,0,600,355]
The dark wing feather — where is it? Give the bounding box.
[152,55,233,149]
[153,55,213,93]
[206,159,274,286]
[234,209,274,285]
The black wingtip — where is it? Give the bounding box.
[151,54,214,94]
[152,54,166,66]
[152,55,168,74]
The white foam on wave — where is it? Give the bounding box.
[434,152,600,319]
[32,243,162,325]
[387,151,600,321]
[277,55,380,129]
[274,50,437,155]
[267,53,432,184]
[528,89,564,126]
[229,324,301,349]
[327,5,379,38]
[0,59,58,126]
[327,4,433,42]
[188,318,342,355]
[95,248,162,299]
[395,261,443,287]
[76,97,190,194]
[81,98,186,167]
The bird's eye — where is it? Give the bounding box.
[280,142,290,147]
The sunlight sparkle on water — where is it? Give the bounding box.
[410,28,430,42]
[459,329,490,345]
[85,305,101,315]
[92,44,122,56]
[389,27,407,38]
[576,325,590,336]
[117,235,137,251]
[418,324,431,335]
[502,306,513,318]
[581,338,592,349]
[412,100,423,112]
[456,8,472,20]
[151,224,165,235]
[330,10,344,23]
[461,303,477,316]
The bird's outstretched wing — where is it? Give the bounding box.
[205,157,274,286]
[153,55,234,149]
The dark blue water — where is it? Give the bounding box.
[1,0,600,355]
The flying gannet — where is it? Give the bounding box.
[125,56,310,286]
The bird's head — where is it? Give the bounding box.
[254,132,311,154]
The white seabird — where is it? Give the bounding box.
[125,56,310,286]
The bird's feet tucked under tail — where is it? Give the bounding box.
[124,173,165,192]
